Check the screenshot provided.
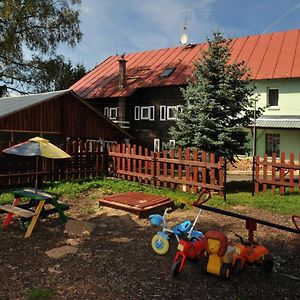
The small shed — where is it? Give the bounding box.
[0,89,132,147]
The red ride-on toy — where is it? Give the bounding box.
[171,190,211,277]
[232,234,274,275]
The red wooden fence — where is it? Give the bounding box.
[255,152,300,195]
[0,140,105,188]
[109,144,225,194]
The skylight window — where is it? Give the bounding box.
[160,67,175,78]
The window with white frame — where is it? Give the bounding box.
[160,105,166,121]
[154,139,160,152]
[265,133,280,157]
[109,107,118,120]
[169,140,175,148]
[267,88,279,107]
[104,107,109,117]
[140,106,155,120]
[149,106,154,120]
[134,106,140,120]
[167,106,178,120]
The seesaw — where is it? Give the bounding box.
[197,204,300,242]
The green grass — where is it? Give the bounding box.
[27,288,53,300]
[1,178,299,215]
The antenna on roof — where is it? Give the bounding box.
[179,18,189,46]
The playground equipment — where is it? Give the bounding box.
[171,190,211,276]
[194,204,300,243]
[149,206,203,255]
[200,230,235,279]
[232,234,273,275]
[292,215,300,231]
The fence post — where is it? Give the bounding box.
[255,155,260,193]
[279,152,285,195]
[223,158,227,201]
[102,145,109,177]
[152,151,157,188]
[290,152,294,193]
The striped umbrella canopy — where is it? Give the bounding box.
[3,137,70,192]
[3,137,70,158]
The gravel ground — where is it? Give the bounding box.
[0,192,299,300]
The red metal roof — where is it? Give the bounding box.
[72,29,300,99]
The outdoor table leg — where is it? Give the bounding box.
[51,198,68,223]
[3,197,21,229]
[24,200,45,239]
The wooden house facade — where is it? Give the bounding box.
[72,29,300,156]
[0,90,131,148]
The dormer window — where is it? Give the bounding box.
[160,67,175,78]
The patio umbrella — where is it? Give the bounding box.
[3,137,71,192]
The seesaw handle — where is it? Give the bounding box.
[192,189,211,207]
[292,215,300,231]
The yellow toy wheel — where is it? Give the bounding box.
[151,234,170,255]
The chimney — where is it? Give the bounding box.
[118,53,127,89]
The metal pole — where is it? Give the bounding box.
[252,100,257,196]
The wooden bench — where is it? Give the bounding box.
[0,200,45,238]
[0,205,36,218]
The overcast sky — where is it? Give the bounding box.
[60,0,300,70]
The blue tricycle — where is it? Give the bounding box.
[149,206,203,255]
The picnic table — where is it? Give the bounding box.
[0,188,69,238]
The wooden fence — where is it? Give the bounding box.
[0,140,106,189]
[108,144,225,194]
[255,152,300,195]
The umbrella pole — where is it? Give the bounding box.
[35,156,39,193]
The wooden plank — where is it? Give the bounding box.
[185,148,190,192]
[289,152,295,193]
[263,153,268,192]
[99,192,174,219]
[24,200,45,238]
[170,148,175,189]
[163,150,168,188]
[279,152,285,195]
[177,148,182,191]
[210,153,216,192]
[255,155,260,193]
[145,148,149,185]
[271,153,276,194]
[138,146,142,184]
[3,198,21,228]
[127,144,131,181]
[132,145,137,182]
[0,205,35,218]
[156,151,161,188]
[193,149,198,193]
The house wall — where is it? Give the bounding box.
[0,94,127,145]
[129,86,183,148]
[255,78,300,114]
[253,78,300,156]
[255,128,300,159]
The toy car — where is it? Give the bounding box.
[199,230,235,279]
[232,234,273,275]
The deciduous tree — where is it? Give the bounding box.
[0,0,82,94]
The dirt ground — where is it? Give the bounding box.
[0,191,299,300]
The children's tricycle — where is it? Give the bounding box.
[232,234,273,275]
[171,189,211,276]
[200,230,236,279]
[149,206,203,255]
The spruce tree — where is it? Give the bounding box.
[170,30,262,164]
